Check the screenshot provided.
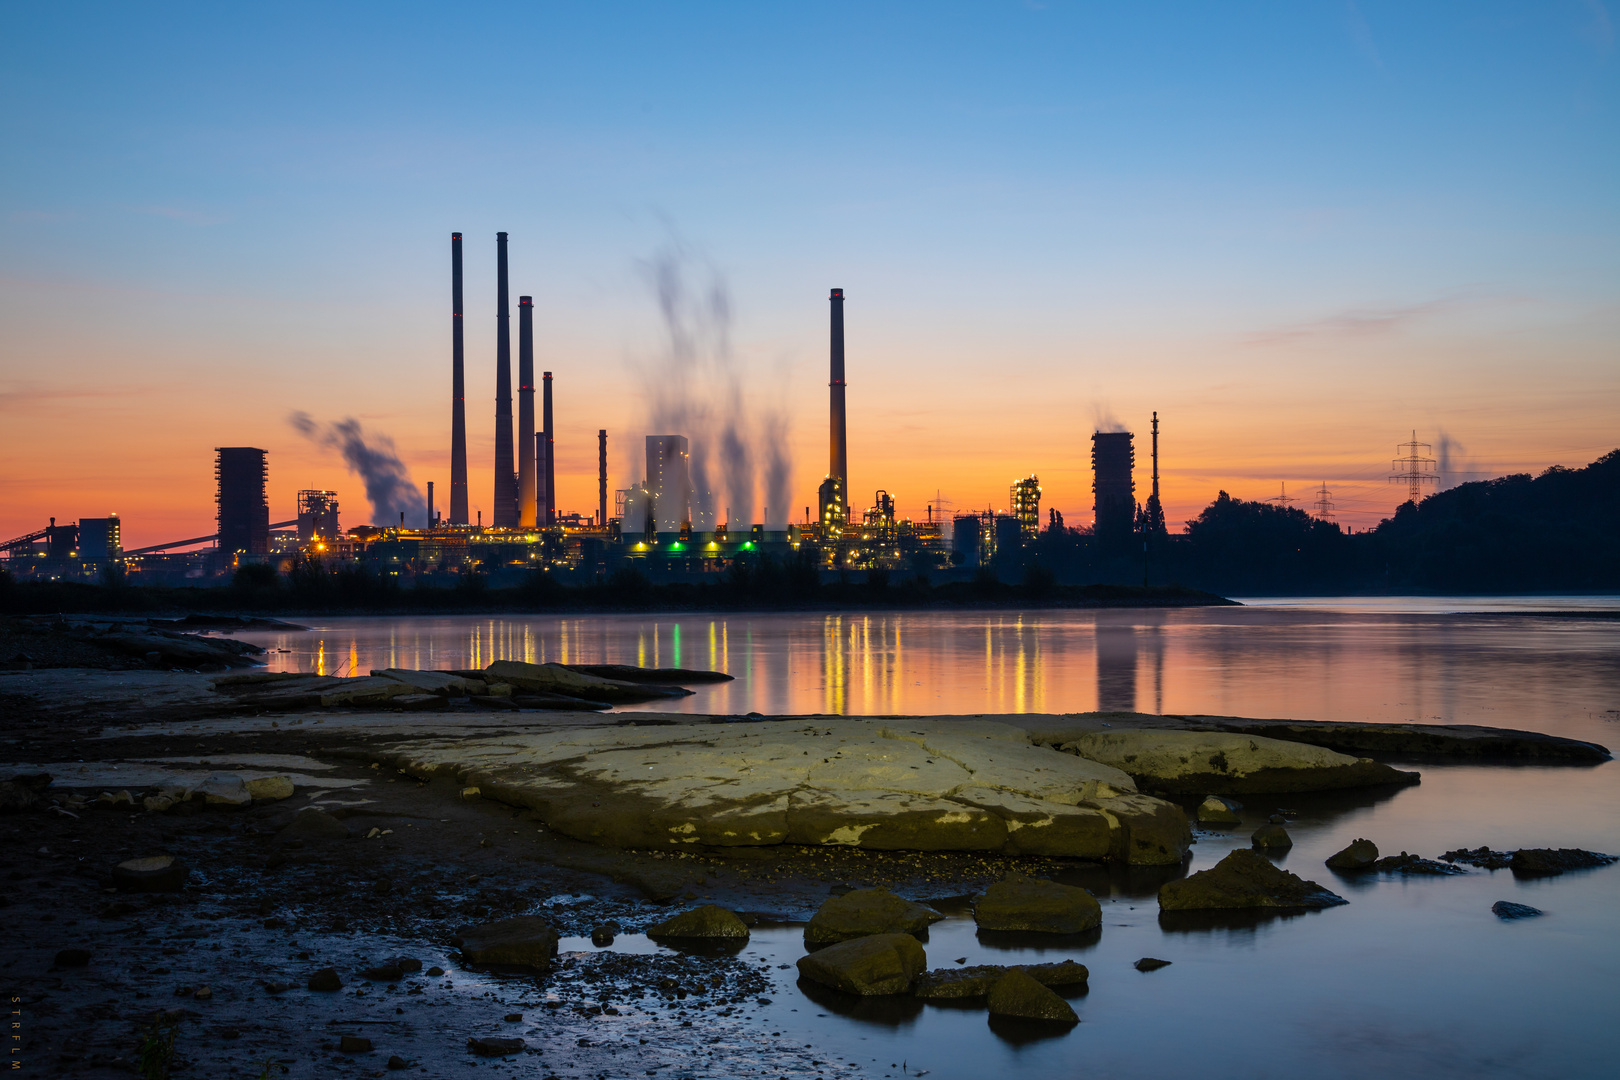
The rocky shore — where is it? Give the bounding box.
[1,655,1610,1078]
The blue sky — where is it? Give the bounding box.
[2,1,1616,541]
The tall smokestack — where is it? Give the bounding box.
[542,371,555,528]
[449,233,468,525]
[427,481,435,530]
[492,232,517,527]
[517,295,537,528]
[598,429,608,527]
[829,288,848,520]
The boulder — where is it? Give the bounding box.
[1251,824,1293,850]
[985,970,1077,1024]
[1159,849,1348,911]
[368,719,1189,864]
[484,659,692,702]
[372,668,487,696]
[1059,730,1419,795]
[805,888,943,944]
[1441,847,1512,870]
[244,775,295,802]
[54,948,91,968]
[307,968,343,992]
[911,960,1088,1000]
[795,933,926,996]
[317,676,420,707]
[467,1037,525,1057]
[1491,901,1544,920]
[1196,796,1242,825]
[646,905,749,940]
[338,1036,373,1053]
[142,795,177,813]
[973,874,1101,934]
[1371,852,1467,876]
[196,774,251,807]
[454,916,558,972]
[1134,957,1171,972]
[1509,848,1617,876]
[276,807,351,843]
[1084,792,1192,865]
[358,963,404,982]
[112,855,189,893]
[1325,838,1379,870]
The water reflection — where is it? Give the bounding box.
[238,605,1620,741]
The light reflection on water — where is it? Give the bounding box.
[227,601,1620,1077]
[238,603,1620,741]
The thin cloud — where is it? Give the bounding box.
[1345,1,1383,68]
[1244,298,1459,347]
[0,383,151,411]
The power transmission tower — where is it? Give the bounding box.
[1266,482,1296,508]
[1390,430,1438,504]
[1313,482,1335,521]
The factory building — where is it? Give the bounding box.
[1091,431,1136,550]
[296,490,340,542]
[645,435,692,534]
[1010,476,1041,539]
[78,515,121,560]
[215,447,269,561]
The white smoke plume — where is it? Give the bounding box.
[631,242,793,529]
[1091,403,1127,433]
[289,412,428,527]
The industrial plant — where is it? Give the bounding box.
[1,232,1177,587]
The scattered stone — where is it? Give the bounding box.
[1056,729,1419,794]
[1491,901,1544,920]
[191,986,212,1000]
[647,905,749,940]
[467,1036,526,1057]
[358,963,404,982]
[911,961,1088,999]
[1372,852,1468,875]
[53,948,91,968]
[503,1013,522,1022]
[426,966,445,977]
[590,923,618,946]
[985,969,1077,1024]
[1509,848,1617,876]
[195,773,252,807]
[142,795,176,813]
[1441,847,1512,870]
[338,1035,373,1053]
[262,981,290,994]
[1251,823,1293,849]
[387,1056,409,1071]
[804,888,944,944]
[243,776,294,802]
[1159,849,1348,911]
[394,957,422,973]
[97,790,134,807]
[307,968,343,992]
[454,916,558,972]
[460,786,481,800]
[1134,957,1171,972]
[796,933,927,996]
[1326,838,1379,870]
[972,874,1101,934]
[112,855,188,893]
[1196,796,1242,825]
[276,807,351,843]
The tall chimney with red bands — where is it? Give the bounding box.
[449,233,469,525]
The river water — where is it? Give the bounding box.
[232,599,1620,1078]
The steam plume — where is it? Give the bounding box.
[632,241,793,529]
[1091,403,1127,433]
[289,412,428,526]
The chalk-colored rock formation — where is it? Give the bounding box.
[373,719,1191,864]
[1059,729,1418,795]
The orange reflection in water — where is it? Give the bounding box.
[244,607,1620,740]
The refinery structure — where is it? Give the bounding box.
[2,232,1177,586]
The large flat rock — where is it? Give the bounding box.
[1057,729,1420,795]
[371,719,1191,864]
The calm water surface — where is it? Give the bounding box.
[233,600,1620,1077]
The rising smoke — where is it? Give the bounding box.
[1436,429,1488,491]
[632,243,793,529]
[288,412,428,527]
[1091,403,1127,433]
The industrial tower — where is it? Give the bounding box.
[449,233,469,525]
[1390,431,1438,504]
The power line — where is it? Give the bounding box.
[1390,429,1439,503]
[1313,481,1335,521]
